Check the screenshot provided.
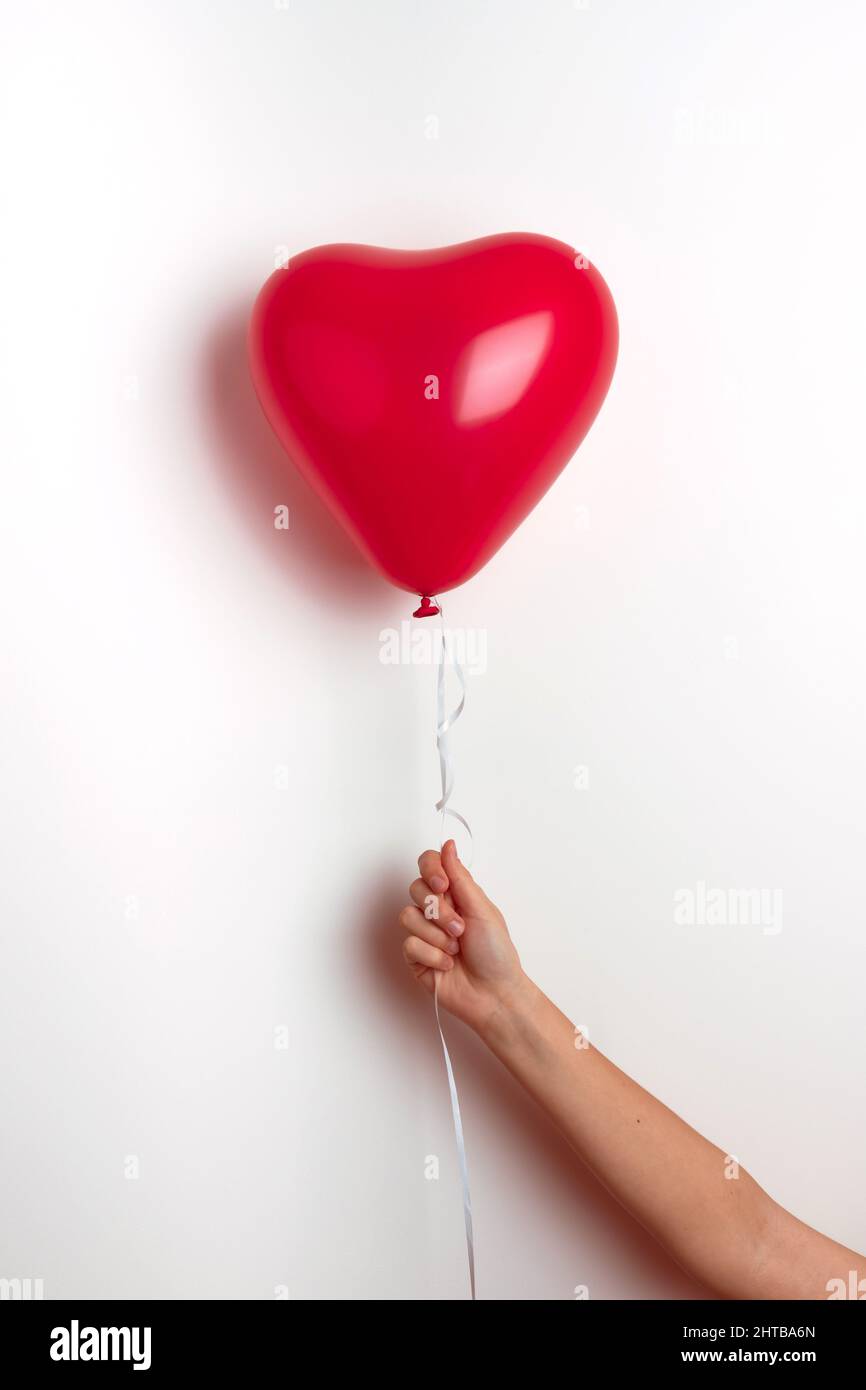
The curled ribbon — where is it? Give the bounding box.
[434,603,473,856]
[430,599,475,1301]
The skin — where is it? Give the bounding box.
[400,840,866,1300]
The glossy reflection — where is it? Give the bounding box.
[455,311,554,427]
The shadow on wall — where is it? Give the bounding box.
[203,299,385,620]
[363,875,709,1301]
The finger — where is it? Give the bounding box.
[441,839,488,916]
[407,880,465,938]
[398,904,460,954]
[417,849,449,895]
[402,934,454,973]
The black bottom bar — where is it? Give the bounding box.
[2,1297,861,1375]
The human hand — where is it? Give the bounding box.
[399,839,526,1037]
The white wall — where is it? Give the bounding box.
[1,0,864,1301]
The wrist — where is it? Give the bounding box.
[479,971,546,1053]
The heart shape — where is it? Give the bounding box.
[248,233,617,602]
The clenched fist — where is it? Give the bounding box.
[399,839,526,1037]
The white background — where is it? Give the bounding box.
[1,0,864,1301]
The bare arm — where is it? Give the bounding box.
[399,841,865,1300]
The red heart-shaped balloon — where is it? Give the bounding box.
[248,233,617,605]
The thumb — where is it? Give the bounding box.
[441,839,487,916]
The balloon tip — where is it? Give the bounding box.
[413,595,440,619]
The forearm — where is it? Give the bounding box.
[402,842,864,1298]
[403,839,861,1295]
[482,977,787,1298]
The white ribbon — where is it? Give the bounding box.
[434,604,473,856]
[434,974,475,1301]
[430,599,475,1301]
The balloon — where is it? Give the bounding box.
[248,233,617,612]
